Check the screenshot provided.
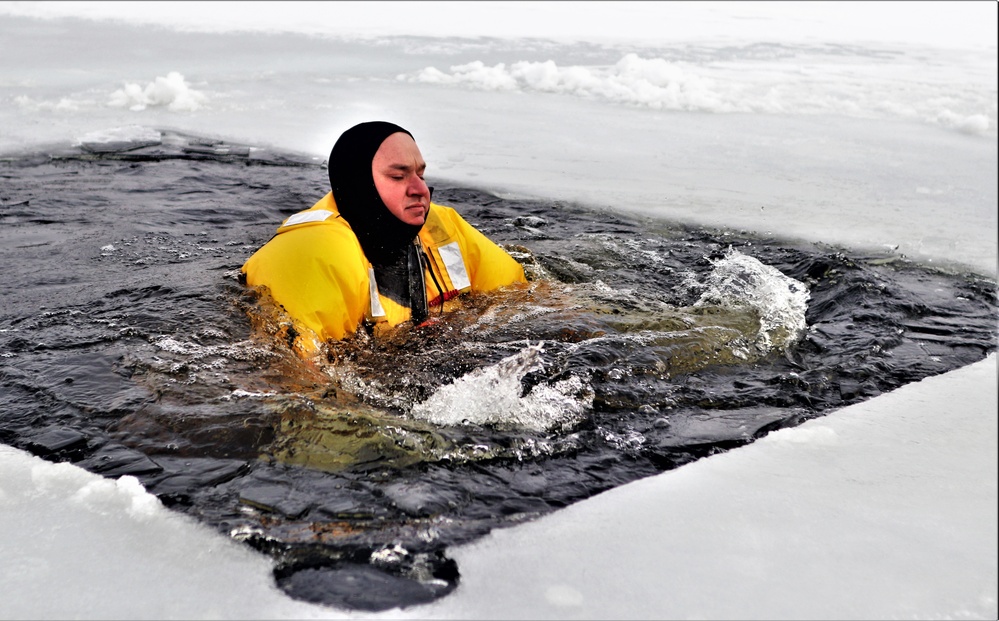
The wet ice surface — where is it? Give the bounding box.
[0,133,995,610]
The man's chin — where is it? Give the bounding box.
[407,208,428,225]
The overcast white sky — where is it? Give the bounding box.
[1,1,996,49]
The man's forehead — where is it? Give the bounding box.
[376,135,426,168]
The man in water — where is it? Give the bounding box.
[241,121,527,358]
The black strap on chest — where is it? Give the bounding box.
[370,240,430,325]
[407,241,429,324]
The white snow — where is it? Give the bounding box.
[0,446,347,620]
[0,2,996,619]
[107,71,208,112]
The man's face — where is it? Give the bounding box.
[372,132,430,226]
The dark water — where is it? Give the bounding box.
[1,132,995,611]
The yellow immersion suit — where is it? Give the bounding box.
[241,192,526,357]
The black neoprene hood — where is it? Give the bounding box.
[328,121,425,265]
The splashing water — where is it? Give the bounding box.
[693,249,811,354]
[410,343,593,432]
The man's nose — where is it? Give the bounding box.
[408,175,430,196]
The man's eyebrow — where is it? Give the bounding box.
[385,162,426,172]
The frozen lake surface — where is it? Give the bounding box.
[0,2,996,618]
